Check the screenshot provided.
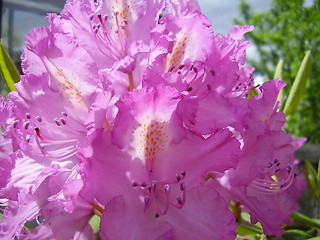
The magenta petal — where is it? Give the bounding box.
[165,186,237,240]
[100,195,173,240]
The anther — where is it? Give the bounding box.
[210,69,215,77]
[12,120,19,128]
[141,182,147,188]
[168,66,175,72]
[144,196,150,206]
[60,118,66,125]
[132,181,139,187]
[286,165,292,173]
[25,113,31,119]
[176,174,181,182]
[23,121,30,130]
[178,65,185,70]
[176,196,183,205]
[155,213,160,218]
[54,118,61,126]
[89,14,94,21]
[193,67,198,73]
[36,116,42,122]
[164,184,170,194]
[151,181,157,191]
[62,112,68,117]
[180,171,186,177]
[103,14,108,21]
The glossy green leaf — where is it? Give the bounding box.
[291,212,320,229]
[305,159,320,203]
[283,51,311,115]
[0,39,20,91]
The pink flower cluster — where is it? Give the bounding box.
[0,0,305,239]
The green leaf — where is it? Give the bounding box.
[0,39,20,91]
[247,88,258,98]
[291,212,320,229]
[281,230,312,240]
[306,237,320,240]
[318,159,320,189]
[305,159,320,203]
[274,59,285,104]
[283,50,311,115]
[89,214,101,239]
[236,222,263,235]
[274,59,284,80]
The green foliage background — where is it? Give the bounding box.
[235,0,320,143]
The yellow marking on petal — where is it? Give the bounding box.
[52,70,87,111]
[165,31,189,72]
[131,114,171,162]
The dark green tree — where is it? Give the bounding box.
[235,0,320,143]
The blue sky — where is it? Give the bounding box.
[198,0,270,35]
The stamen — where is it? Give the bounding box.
[249,167,295,194]
[36,116,42,122]
[90,202,104,217]
[128,73,135,91]
[61,112,68,117]
[34,127,78,144]
[25,113,31,119]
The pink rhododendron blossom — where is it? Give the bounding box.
[0,0,306,239]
